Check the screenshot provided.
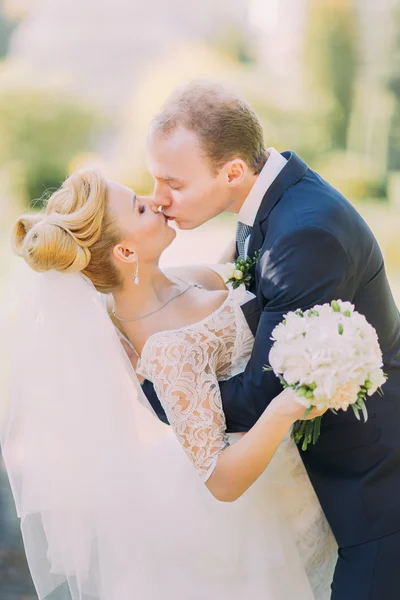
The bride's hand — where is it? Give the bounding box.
[270,388,328,424]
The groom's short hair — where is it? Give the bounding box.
[150,81,267,174]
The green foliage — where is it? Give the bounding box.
[304,0,358,150]
[0,4,15,58]
[249,99,332,164]
[387,4,400,170]
[355,202,400,276]
[0,88,105,207]
[210,25,256,65]
[313,152,387,201]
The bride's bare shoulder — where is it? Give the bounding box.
[165,265,227,291]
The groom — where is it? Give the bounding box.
[142,81,400,599]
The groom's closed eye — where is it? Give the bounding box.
[159,176,184,190]
[169,178,186,191]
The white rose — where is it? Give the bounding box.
[219,262,236,281]
[234,270,244,280]
[269,302,385,414]
[336,300,355,315]
[366,370,387,395]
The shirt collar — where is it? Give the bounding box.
[238,147,288,226]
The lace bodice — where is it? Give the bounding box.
[134,269,336,598]
[137,282,254,481]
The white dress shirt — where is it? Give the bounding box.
[239,147,288,226]
[238,147,287,258]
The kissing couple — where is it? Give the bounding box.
[2,81,400,600]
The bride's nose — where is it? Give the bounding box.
[147,198,163,215]
[137,196,159,214]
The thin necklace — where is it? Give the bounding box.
[112,280,194,323]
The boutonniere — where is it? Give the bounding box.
[225,250,261,290]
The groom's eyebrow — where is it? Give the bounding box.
[132,193,137,209]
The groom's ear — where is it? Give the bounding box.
[224,159,246,186]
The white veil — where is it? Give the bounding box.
[0,264,314,600]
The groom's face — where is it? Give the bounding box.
[146,127,231,229]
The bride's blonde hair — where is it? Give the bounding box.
[12,170,122,293]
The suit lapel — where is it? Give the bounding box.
[242,152,308,335]
[247,151,308,259]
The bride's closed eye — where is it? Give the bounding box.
[138,203,146,214]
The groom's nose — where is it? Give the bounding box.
[153,182,173,210]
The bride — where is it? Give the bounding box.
[1,170,337,600]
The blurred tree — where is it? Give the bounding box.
[0,1,15,58]
[0,88,105,207]
[210,24,256,65]
[312,151,386,201]
[304,0,358,150]
[387,3,400,171]
[114,41,245,190]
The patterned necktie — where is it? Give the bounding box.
[236,221,253,259]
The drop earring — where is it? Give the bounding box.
[133,261,139,285]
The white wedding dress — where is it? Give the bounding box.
[135,267,338,600]
[1,265,337,600]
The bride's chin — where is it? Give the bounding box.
[162,226,176,250]
[167,226,177,242]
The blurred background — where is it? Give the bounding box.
[0,0,399,597]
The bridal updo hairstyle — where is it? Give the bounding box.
[12,170,122,293]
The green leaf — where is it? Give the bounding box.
[278,374,287,387]
[313,416,322,445]
[351,403,361,420]
[291,421,303,444]
[331,300,341,312]
[303,406,314,418]
[296,420,308,437]
[358,398,368,422]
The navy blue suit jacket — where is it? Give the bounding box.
[142,152,400,548]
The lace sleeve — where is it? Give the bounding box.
[143,332,229,482]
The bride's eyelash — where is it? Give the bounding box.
[139,204,146,214]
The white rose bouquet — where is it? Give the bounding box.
[267,300,387,450]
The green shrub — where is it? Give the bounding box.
[0,88,105,207]
[312,152,387,200]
